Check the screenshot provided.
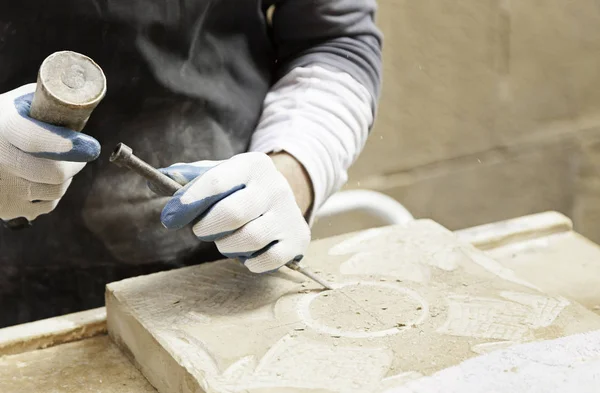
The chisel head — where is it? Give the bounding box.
[110,143,182,196]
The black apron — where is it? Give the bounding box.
[0,0,275,326]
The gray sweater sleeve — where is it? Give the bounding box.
[267,0,383,102]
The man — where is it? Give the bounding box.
[0,1,382,327]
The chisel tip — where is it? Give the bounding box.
[286,261,334,290]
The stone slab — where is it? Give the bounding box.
[0,336,156,393]
[487,230,600,313]
[381,329,600,393]
[453,210,573,250]
[106,219,600,393]
[0,307,106,356]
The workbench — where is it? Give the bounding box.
[2,211,600,392]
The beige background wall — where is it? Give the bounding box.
[313,0,600,243]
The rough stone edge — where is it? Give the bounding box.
[455,211,573,251]
[105,287,203,393]
[0,307,106,357]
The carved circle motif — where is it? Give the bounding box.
[297,282,429,339]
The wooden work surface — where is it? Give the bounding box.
[2,211,600,393]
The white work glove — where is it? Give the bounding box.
[0,84,100,221]
[155,152,311,273]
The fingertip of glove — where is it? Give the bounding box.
[30,134,101,162]
[160,190,195,230]
[66,134,101,162]
[160,196,183,230]
[244,262,285,274]
[247,255,303,274]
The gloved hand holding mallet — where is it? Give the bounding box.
[0,51,105,229]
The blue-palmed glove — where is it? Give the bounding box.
[155,152,311,273]
[0,84,100,221]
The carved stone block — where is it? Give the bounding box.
[107,220,600,393]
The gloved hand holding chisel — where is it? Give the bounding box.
[152,153,311,273]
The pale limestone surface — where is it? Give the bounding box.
[106,219,600,393]
[454,211,573,251]
[487,230,600,312]
[383,329,600,393]
[0,307,106,356]
[0,336,156,393]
